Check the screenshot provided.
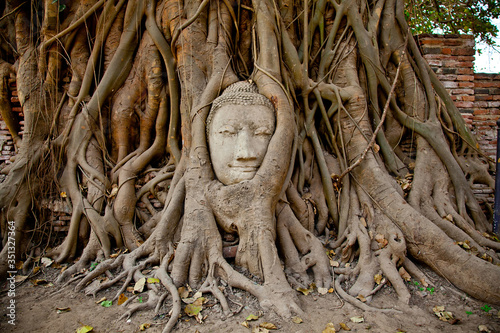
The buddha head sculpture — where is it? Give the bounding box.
[207,81,276,185]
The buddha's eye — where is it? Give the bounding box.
[254,127,273,136]
[218,125,236,135]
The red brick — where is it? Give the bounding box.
[475,82,499,88]
[457,75,474,81]
[458,82,474,88]
[451,48,475,56]
[457,68,474,75]
[456,95,475,101]
[442,81,458,88]
[452,88,474,95]
[420,39,443,45]
[455,101,474,108]
[437,74,457,81]
[475,95,493,101]
[442,48,452,55]
[427,60,443,67]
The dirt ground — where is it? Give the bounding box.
[0,262,499,333]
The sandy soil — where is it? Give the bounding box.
[1,263,499,333]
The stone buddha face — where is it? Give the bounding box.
[207,82,275,185]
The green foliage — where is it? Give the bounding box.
[405,0,500,45]
[480,304,492,312]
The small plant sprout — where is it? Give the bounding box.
[426,287,435,295]
[480,304,492,313]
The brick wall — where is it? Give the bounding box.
[417,33,500,160]
[0,79,23,165]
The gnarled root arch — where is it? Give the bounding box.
[0,0,499,332]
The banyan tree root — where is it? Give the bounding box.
[0,1,499,332]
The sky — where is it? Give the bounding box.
[474,18,500,73]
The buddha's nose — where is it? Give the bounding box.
[235,130,256,160]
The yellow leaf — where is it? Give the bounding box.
[398,267,411,281]
[178,286,190,298]
[76,325,93,333]
[374,274,383,285]
[139,323,151,331]
[118,293,128,305]
[350,316,364,323]
[292,316,303,324]
[328,288,334,293]
[330,260,340,267]
[193,297,206,307]
[147,277,160,284]
[297,287,310,295]
[185,304,202,317]
[31,279,48,286]
[246,314,259,321]
[241,321,250,328]
[322,322,336,333]
[356,294,367,302]
[56,307,71,313]
[339,322,351,331]
[134,277,146,293]
[259,322,278,330]
[60,192,67,198]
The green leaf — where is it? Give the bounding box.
[59,4,66,12]
[138,296,143,303]
[466,311,473,317]
[101,300,112,307]
[481,304,492,312]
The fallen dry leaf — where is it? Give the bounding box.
[478,325,491,332]
[433,305,459,324]
[322,322,336,333]
[330,260,340,267]
[118,293,128,305]
[356,294,367,302]
[139,323,151,331]
[259,322,277,330]
[246,314,259,321]
[56,307,71,314]
[95,297,106,304]
[318,287,328,295]
[41,257,53,267]
[31,279,48,286]
[398,267,411,281]
[184,304,202,317]
[339,322,351,331]
[241,321,250,328]
[134,278,146,293]
[178,286,190,298]
[374,274,383,285]
[15,275,28,283]
[350,316,364,323]
[292,316,303,324]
